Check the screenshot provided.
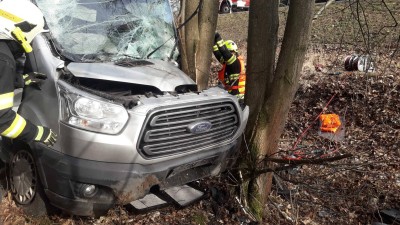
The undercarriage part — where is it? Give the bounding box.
[126,184,205,212]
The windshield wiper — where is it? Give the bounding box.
[118,54,142,60]
[147,0,203,60]
[168,39,178,61]
[146,36,174,59]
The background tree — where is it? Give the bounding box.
[177,0,218,91]
[242,0,315,218]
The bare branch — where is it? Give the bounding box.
[265,153,353,165]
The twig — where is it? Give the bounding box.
[266,153,353,165]
[235,196,257,222]
[291,93,337,151]
[269,197,295,223]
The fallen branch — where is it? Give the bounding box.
[268,196,295,223]
[229,154,353,182]
[235,196,258,222]
[265,153,353,165]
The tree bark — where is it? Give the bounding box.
[178,0,189,75]
[184,0,200,80]
[196,0,218,91]
[244,0,279,218]
[244,0,315,218]
[245,0,279,141]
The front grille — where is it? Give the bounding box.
[138,100,240,158]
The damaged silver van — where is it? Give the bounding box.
[3,0,248,216]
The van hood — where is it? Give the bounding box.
[66,59,195,92]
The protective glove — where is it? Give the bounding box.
[215,32,223,45]
[34,126,57,146]
[23,72,47,90]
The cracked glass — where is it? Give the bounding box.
[35,0,178,62]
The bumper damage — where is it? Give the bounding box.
[36,137,241,216]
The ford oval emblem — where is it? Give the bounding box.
[187,121,212,134]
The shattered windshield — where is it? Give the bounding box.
[35,0,178,62]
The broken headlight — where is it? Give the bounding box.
[58,81,128,134]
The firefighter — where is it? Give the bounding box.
[213,32,246,100]
[0,0,57,147]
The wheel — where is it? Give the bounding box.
[219,3,230,14]
[9,150,56,217]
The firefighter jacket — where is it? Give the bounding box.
[0,41,38,142]
[213,44,246,99]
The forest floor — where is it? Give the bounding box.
[1,1,399,224]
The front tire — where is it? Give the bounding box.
[9,150,55,217]
[220,3,231,14]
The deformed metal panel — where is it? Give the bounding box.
[164,185,204,207]
[130,194,167,210]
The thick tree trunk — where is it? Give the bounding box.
[265,0,314,159]
[244,0,279,218]
[244,0,315,218]
[178,0,189,75]
[184,0,200,80]
[179,0,217,89]
[245,0,279,140]
[196,0,218,91]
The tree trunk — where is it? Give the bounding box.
[245,0,279,140]
[195,0,218,91]
[178,0,189,75]
[179,0,218,89]
[184,0,200,80]
[244,0,315,219]
[244,1,279,218]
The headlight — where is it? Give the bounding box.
[58,81,128,134]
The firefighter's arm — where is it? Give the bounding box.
[0,58,33,141]
[0,108,35,141]
[213,45,224,64]
[0,59,56,146]
[0,98,57,146]
[227,64,242,88]
[214,33,236,65]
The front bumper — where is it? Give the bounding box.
[35,137,242,216]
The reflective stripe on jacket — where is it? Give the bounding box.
[0,42,38,142]
[218,55,246,98]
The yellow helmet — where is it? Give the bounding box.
[0,0,45,52]
[224,40,238,53]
